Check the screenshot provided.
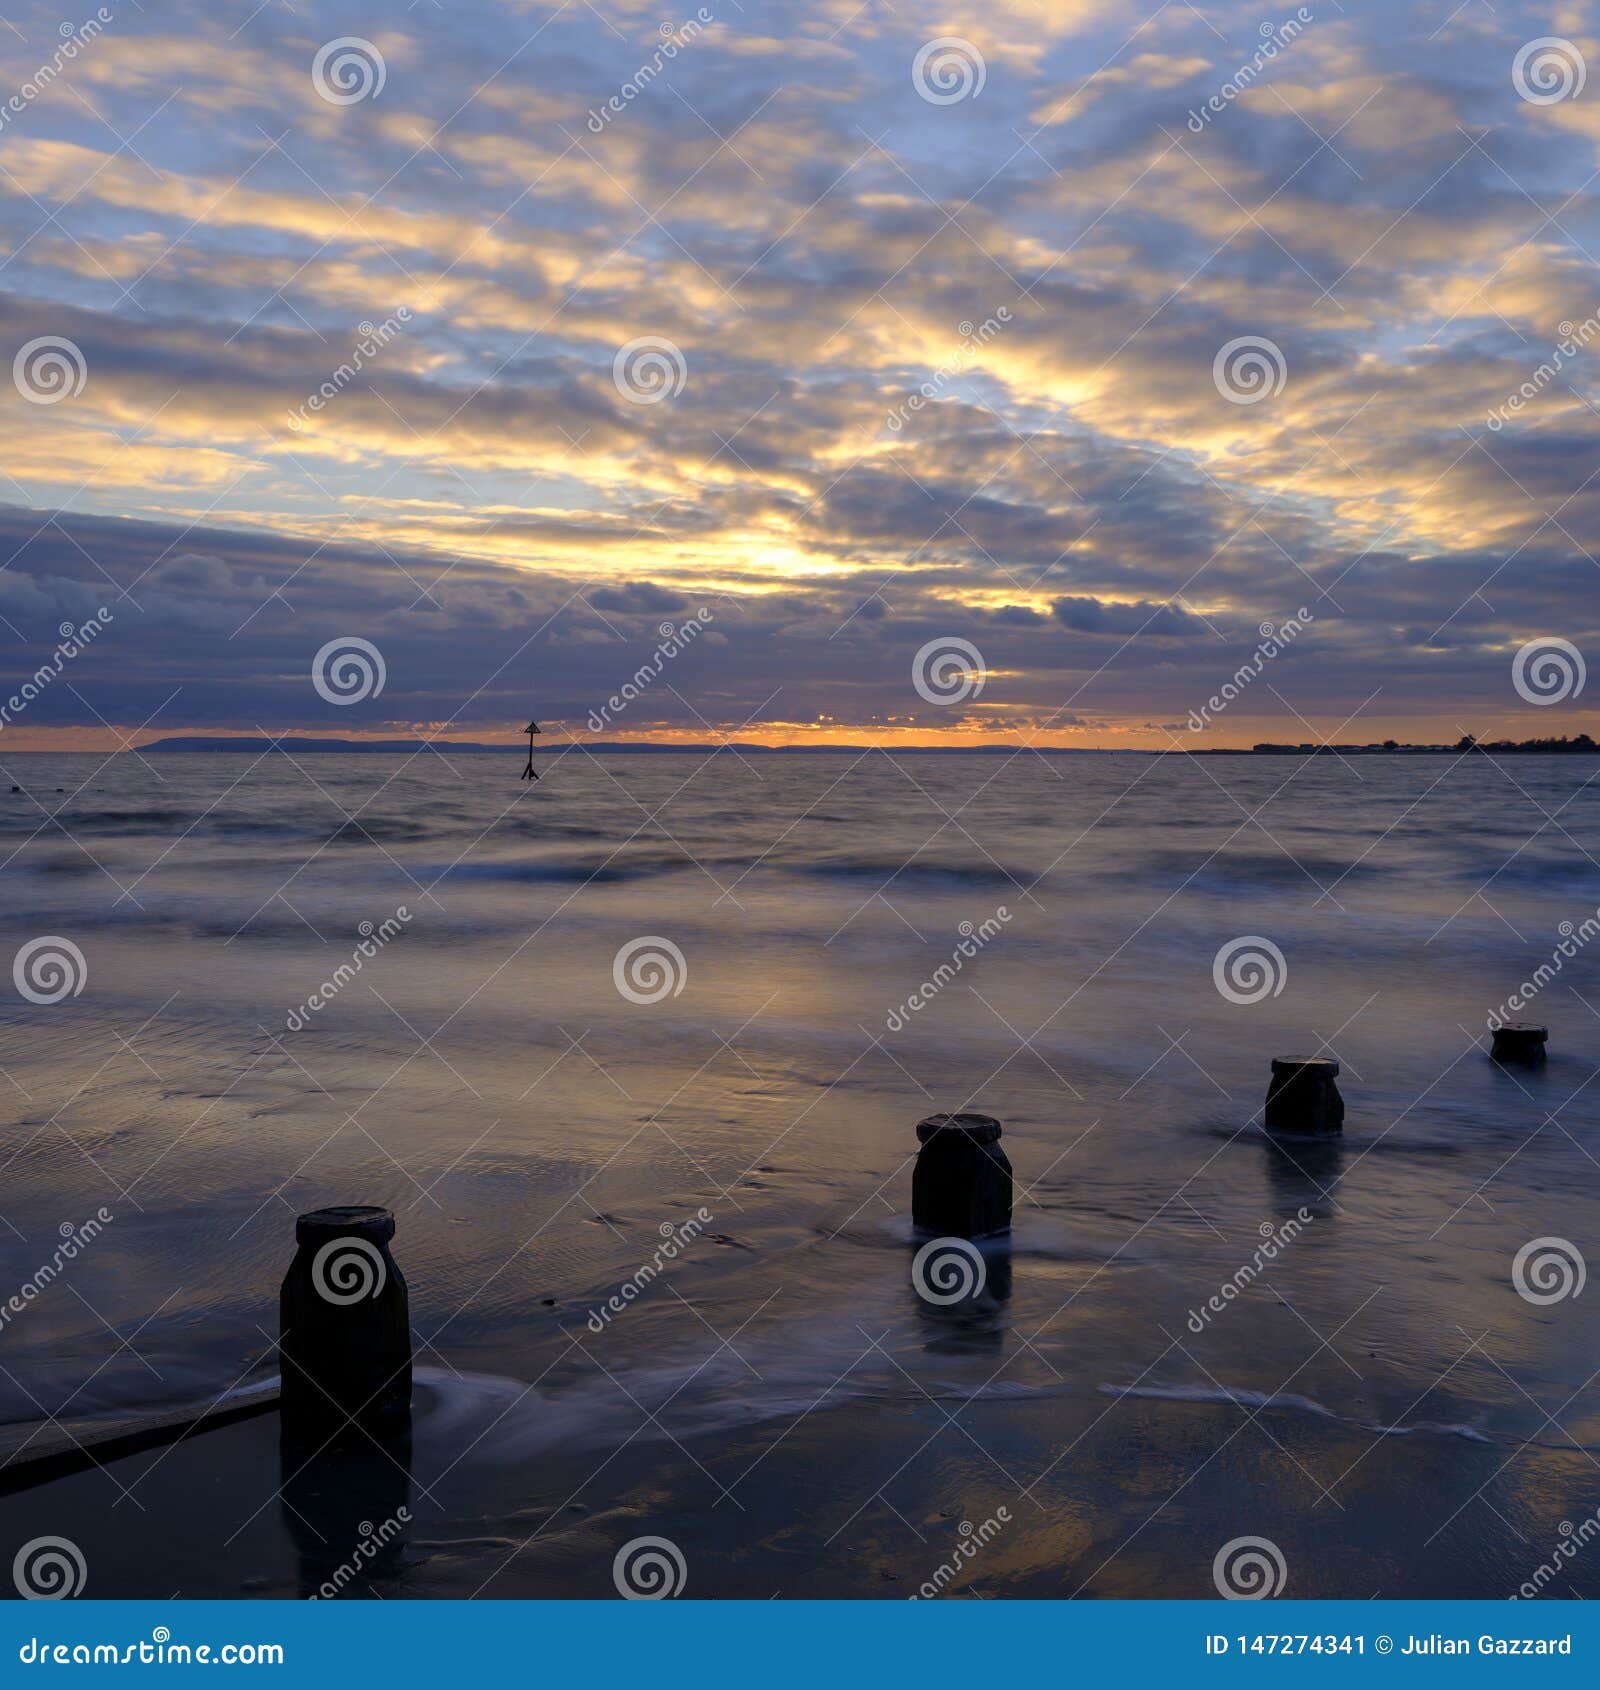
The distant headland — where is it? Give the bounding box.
[1247,734,1598,755]
[141,736,508,754]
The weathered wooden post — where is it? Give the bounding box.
[1264,1057,1344,1135]
[1491,1022,1548,1064]
[912,1113,1012,1237]
[280,1205,412,1442]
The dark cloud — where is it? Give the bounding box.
[1050,596,1205,637]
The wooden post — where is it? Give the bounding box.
[1265,1057,1344,1135]
[912,1113,1012,1238]
[280,1206,412,1442]
[1491,1022,1548,1064]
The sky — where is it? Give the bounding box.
[0,0,1598,749]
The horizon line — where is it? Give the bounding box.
[5,730,1594,757]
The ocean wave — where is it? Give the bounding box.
[24,853,103,876]
[1139,849,1383,890]
[0,805,195,833]
[1099,1381,1491,1442]
[326,817,437,844]
[495,818,613,840]
[434,851,700,885]
[792,855,1031,889]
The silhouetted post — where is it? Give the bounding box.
[912,1113,1012,1237]
[1491,1022,1547,1064]
[1265,1057,1344,1135]
[280,1206,412,1442]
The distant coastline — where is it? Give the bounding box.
[1249,733,1598,756]
[115,732,1600,756]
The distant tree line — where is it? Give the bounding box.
[1250,734,1598,754]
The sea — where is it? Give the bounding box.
[0,748,1596,1599]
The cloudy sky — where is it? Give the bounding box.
[0,0,1597,748]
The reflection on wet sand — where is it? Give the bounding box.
[282,1425,413,1600]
